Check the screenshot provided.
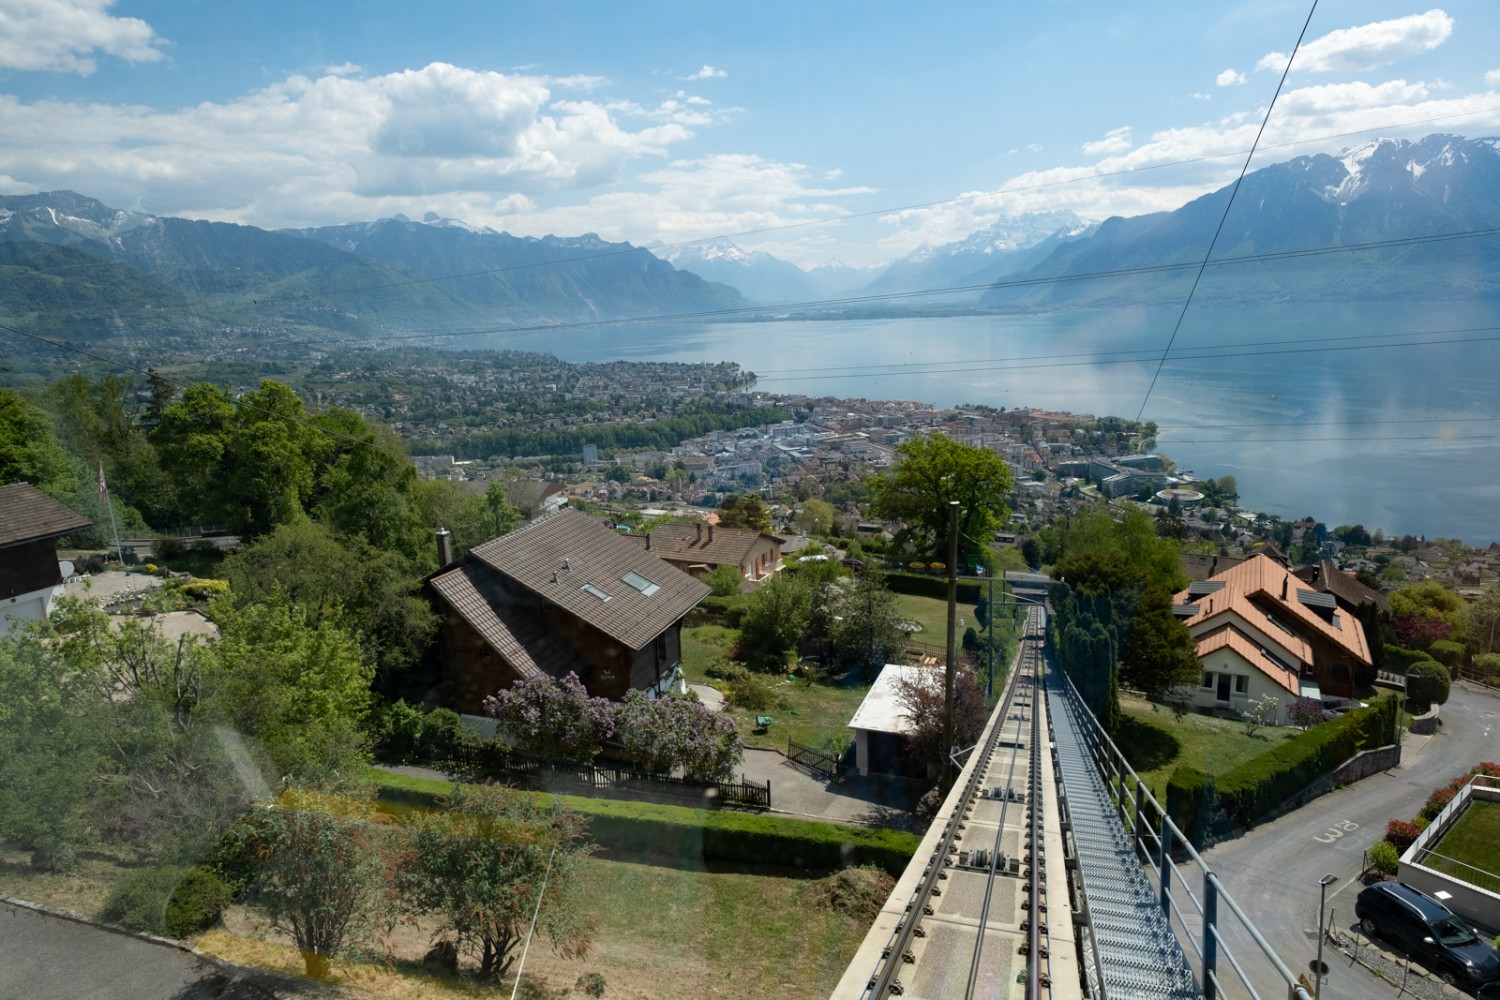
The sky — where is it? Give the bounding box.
[2,1,1498,266]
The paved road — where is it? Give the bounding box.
[0,897,349,999]
[1201,682,1500,1000]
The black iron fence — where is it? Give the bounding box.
[437,740,771,810]
[787,738,844,781]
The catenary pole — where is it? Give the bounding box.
[944,500,959,790]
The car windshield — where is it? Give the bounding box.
[1433,916,1479,947]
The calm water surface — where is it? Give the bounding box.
[472,303,1500,546]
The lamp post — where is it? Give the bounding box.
[1315,873,1338,999]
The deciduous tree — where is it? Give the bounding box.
[867,433,1011,566]
[894,663,987,781]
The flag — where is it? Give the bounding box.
[98,463,108,504]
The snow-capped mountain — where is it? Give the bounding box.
[863,210,1095,299]
[653,239,830,305]
[980,134,1500,308]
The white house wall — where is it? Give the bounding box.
[0,586,54,638]
[1191,646,1298,721]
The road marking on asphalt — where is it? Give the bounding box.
[1313,819,1358,844]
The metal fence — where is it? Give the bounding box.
[441,741,772,810]
[1055,669,1315,1000]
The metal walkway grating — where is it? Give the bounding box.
[1046,669,1201,1000]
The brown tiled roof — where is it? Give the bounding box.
[1294,560,1387,613]
[427,562,585,680]
[469,508,709,649]
[0,483,93,548]
[646,521,780,568]
[1196,629,1300,696]
[1174,553,1370,665]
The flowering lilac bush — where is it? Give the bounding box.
[615,691,744,781]
[482,672,615,763]
[1287,697,1325,731]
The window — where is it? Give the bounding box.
[1201,672,1213,689]
[1234,675,1248,694]
[580,583,612,602]
[620,570,660,596]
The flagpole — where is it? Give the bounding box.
[99,463,125,568]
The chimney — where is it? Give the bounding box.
[1281,576,1288,600]
[708,525,714,544]
[695,523,703,545]
[435,528,453,567]
[646,533,652,550]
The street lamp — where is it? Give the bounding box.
[1314,873,1338,999]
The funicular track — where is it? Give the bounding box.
[845,607,1083,1000]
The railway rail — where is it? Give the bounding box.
[839,607,1085,1000]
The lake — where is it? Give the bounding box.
[470,302,1500,547]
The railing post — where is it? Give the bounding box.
[1134,779,1146,854]
[1203,873,1219,1000]
[1158,813,1173,914]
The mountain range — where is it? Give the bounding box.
[3,134,1498,345]
[0,193,745,341]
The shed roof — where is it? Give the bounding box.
[847,663,940,736]
[0,483,92,548]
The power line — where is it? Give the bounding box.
[1134,0,1319,423]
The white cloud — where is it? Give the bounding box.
[1216,69,1246,87]
[0,0,166,75]
[1486,69,1500,87]
[683,65,727,80]
[0,62,706,226]
[1257,9,1453,74]
[1082,127,1132,157]
[1191,92,1213,101]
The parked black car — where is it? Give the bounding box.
[1355,881,1500,991]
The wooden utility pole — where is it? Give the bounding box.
[944,500,959,789]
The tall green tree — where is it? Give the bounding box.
[867,433,1012,566]
[1118,584,1200,703]
[717,493,773,533]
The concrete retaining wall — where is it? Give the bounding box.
[1400,779,1500,930]
[1408,706,1440,735]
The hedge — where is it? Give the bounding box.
[1165,766,1214,850]
[1383,645,1433,673]
[1211,694,1399,830]
[883,571,982,603]
[372,774,919,876]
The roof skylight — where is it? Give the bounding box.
[580,583,613,602]
[621,570,660,596]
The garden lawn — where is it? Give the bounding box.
[1428,799,1500,886]
[892,593,981,644]
[680,623,872,753]
[1114,700,1299,802]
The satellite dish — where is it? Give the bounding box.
[58,560,75,578]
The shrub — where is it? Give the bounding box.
[164,866,232,937]
[704,563,745,598]
[98,865,191,936]
[1367,840,1400,876]
[882,572,982,603]
[420,707,467,758]
[1385,820,1421,851]
[181,577,229,601]
[727,674,782,713]
[705,656,748,684]
[1475,761,1500,778]
[374,699,425,762]
[1429,639,1465,670]
[1383,645,1431,673]
[1406,660,1451,712]
[1166,766,1214,849]
[575,972,607,998]
[1413,816,1431,831]
[1420,786,1457,821]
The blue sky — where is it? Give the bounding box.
[2,1,1497,264]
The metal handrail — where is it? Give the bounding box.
[1054,667,1313,1000]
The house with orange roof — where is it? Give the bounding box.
[1172,553,1371,720]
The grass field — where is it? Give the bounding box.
[679,592,976,754]
[1114,698,1299,801]
[1428,799,1500,888]
[200,852,875,1000]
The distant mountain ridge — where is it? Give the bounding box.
[0,194,745,339]
[979,133,1500,307]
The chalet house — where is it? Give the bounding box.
[643,521,783,587]
[425,509,710,714]
[1172,554,1372,721]
[0,483,92,637]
